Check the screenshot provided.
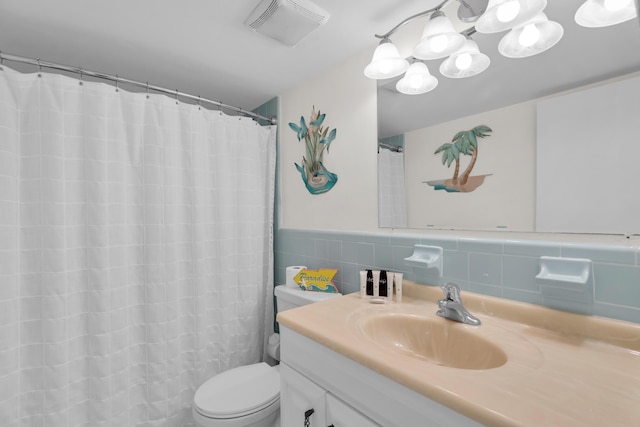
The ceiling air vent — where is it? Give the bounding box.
[244,0,330,46]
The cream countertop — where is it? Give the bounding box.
[276,282,640,427]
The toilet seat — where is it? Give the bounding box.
[193,362,280,419]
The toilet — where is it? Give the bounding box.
[192,285,342,427]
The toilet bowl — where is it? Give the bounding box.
[192,285,342,427]
[192,363,280,427]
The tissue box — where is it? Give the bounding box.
[294,268,339,293]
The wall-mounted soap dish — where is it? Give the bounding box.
[535,256,592,289]
[536,256,593,315]
[404,245,443,270]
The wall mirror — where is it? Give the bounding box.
[376,0,640,232]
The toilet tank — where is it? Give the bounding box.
[274,285,342,312]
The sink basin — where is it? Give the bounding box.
[359,313,508,370]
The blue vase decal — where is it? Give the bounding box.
[289,107,338,195]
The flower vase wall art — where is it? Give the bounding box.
[426,125,493,193]
[289,107,338,194]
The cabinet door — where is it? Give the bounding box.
[326,394,381,427]
[280,363,327,427]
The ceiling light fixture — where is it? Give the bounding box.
[498,12,564,58]
[396,61,439,94]
[364,0,637,95]
[474,0,547,33]
[413,11,466,59]
[439,37,490,78]
[574,0,638,27]
[363,38,410,79]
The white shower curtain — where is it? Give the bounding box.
[0,66,277,426]
[378,148,407,228]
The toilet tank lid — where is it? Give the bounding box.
[275,285,342,306]
[193,362,279,419]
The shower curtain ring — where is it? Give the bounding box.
[146,81,150,99]
[79,67,83,86]
[115,75,119,92]
[197,95,201,110]
[37,58,42,77]
[175,89,179,105]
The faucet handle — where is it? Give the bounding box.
[437,283,481,326]
[441,282,462,302]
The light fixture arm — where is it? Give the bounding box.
[461,27,477,37]
[374,0,449,39]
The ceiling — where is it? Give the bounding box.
[0,0,639,135]
[0,0,427,111]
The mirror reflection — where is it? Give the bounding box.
[376,0,640,231]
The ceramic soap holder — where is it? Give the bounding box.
[404,245,443,272]
[535,256,592,291]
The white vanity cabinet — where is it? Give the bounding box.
[279,326,482,427]
[280,363,380,427]
[325,394,381,427]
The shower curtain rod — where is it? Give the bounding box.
[0,51,277,125]
[379,143,403,152]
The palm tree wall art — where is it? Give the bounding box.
[427,125,493,193]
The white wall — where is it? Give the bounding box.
[280,48,379,231]
[404,101,537,231]
[537,75,640,234]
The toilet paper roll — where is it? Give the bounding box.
[286,266,307,288]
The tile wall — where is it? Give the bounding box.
[275,228,640,324]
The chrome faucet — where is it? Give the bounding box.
[436,283,481,326]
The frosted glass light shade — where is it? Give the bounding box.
[364,39,410,79]
[413,12,466,60]
[396,62,438,95]
[575,0,638,27]
[440,39,491,78]
[498,12,563,58]
[475,0,547,33]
